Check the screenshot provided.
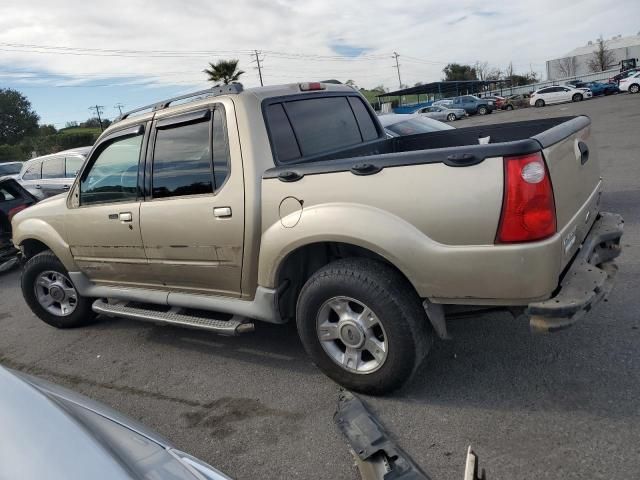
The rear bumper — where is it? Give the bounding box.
[527,212,623,333]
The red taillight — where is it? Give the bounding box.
[496,152,556,243]
[299,82,325,91]
[8,204,28,222]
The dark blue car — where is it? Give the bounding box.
[584,82,619,96]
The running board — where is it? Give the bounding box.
[92,299,255,335]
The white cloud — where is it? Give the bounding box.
[1,0,639,91]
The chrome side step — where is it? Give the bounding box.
[92,299,255,335]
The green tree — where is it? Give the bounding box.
[203,59,245,85]
[0,88,39,145]
[442,63,477,81]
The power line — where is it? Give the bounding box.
[88,105,105,131]
[251,50,264,86]
[392,52,402,88]
[114,103,124,116]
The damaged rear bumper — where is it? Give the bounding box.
[0,235,19,273]
[527,212,623,333]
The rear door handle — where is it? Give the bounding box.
[119,212,133,222]
[213,207,232,218]
[62,185,70,190]
[34,185,41,189]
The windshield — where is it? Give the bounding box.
[0,163,22,175]
[386,118,453,136]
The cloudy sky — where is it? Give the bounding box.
[2,0,639,125]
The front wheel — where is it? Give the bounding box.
[572,93,583,102]
[535,99,545,107]
[447,113,457,122]
[477,106,488,115]
[506,104,514,111]
[21,251,96,328]
[630,84,640,94]
[296,259,432,395]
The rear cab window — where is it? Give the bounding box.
[264,94,381,165]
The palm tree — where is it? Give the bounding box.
[203,59,245,85]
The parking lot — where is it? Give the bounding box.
[1,92,638,479]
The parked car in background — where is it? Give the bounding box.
[0,162,24,179]
[619,72,640,93]
[413,105,466,122]
[18,147,91,199]
[582,82,619,96]
[504,94,530,109]
[609,68,640,84]
[484,96,506,109]
[378,113,454,136]
[0,366,231,479]
[432,99,453,107]
[0,178,37,272]
[530,86,590,107]
[451,95,495,115]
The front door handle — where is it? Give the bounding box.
[213,207,232,218]
[34,185,41,189]
[119,212,133,222]
[62,185,70,190]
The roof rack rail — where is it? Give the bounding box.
[115,83,244,122]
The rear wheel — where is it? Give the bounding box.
[477,106,488,115]
[296,258,432,395]
[506,104,514,111]
[535,99,545,107]
[572,93,583,102]
[21,251,96,328]
[447,113,456,122]
[630,84,640,94]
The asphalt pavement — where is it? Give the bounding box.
[1,92,639,479]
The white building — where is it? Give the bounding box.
[546,33,640,80]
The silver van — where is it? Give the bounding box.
[18,147,92,199]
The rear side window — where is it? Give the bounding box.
[348,97,378,141]
[22,162,41,180]
[265,95,380,164]
[152,117,212,199]
[41,157,64,179]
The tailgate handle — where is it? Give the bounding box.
[578,141,589,165]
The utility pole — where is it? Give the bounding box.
[89,105,105,131]
[392,52,402,89]
[251,50,264,86]
[114,103,124,116]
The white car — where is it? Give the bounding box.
[377,113,454,137]
[530,86,592,107]
[619,72,640,93]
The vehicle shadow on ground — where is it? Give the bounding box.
[90,314,319,376]
[395,270,639,419]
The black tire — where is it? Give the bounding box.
[572,93,583,102]
[21,251,96,328]
[296,258,432,395]
[506,104,514,111]
[447,113,456,122]
[535,99,545,107]
[630,84,640,94]
[478,106,488,115]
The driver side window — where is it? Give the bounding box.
[80,133,143,206]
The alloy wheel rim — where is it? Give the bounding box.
[34,270,78,317]
[316,296,388,374]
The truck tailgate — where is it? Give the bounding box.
[533,116,600,231]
